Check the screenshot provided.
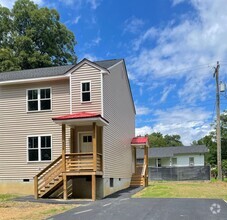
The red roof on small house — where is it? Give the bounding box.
[52,112,109,123]
[131,137,148,145]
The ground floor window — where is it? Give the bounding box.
[28,135,52,162]
[189,157,194,166]
[156,158,161,167]
[110,178,114,187]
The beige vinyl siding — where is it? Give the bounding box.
[103,62,135,178]
[0,79,70,180]
[71,63,102,114]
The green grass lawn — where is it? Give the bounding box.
[0,194,18,201]
[133,180,227,200]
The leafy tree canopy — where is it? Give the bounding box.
[192,111,227,166]
[0,0,77,72]
[147,132,184,148]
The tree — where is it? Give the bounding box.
[164,134,183,146]
[147,132,183,148]
[193,111,227,166]
[0,0,77,72]
[193,134,217,166]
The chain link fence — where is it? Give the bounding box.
[149,166,210,181]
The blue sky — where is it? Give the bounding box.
[2,0,227,145]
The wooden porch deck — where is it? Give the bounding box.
[34,152,102,200]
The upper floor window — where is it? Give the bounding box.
[81,81,91,102]
[27,88,51,112]
[28,135,52,162]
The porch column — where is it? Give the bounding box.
[62,124,67,200]
[144,146,148,187]
[93,122,97,172]
[70,127,75,153]
[92,175,96,201]
[63,173,68,200]
[134,147,137,174]
[62,124,66,172]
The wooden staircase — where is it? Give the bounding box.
[34,153,103,199]
[130,174,144,186]
[34,155,63,198]
[130,162,147,187]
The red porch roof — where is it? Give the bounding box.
[131,137,148,145]
[52,112,109,126]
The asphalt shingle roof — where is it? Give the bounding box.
[136,145,208,159]
[94,59,122,69]
[0,59,122,82]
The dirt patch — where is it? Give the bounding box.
[0,201,77,220]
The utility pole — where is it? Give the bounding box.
[214,61,222,180]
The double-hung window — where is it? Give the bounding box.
[81,81,91,102]
[28,135,52,162]
[27,88,51,111]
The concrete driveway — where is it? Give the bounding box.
[48,187,227,220]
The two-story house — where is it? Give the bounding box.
[0,58,148,200]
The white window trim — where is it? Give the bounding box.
[26,87,52,112]
[80,81,91,103]
[27,134,52,163]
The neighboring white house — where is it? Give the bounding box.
[137,145,208,167]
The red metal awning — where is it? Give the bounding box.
[131,137,149,146]
[52,112,109,126]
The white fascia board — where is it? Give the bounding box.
[53,117,109,127]
[0,75,69,85]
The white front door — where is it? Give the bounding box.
[79,133,93,153]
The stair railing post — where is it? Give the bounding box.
[34,175,38,199]
[93,122,97,172]
[62,124,67,200]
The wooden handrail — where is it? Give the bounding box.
[142,162,147,177]
[65,152,93,156]
[35,155,62,178]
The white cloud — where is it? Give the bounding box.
[172,0,186,6]
[124,17,145,34]
[0,0,44,8]
[133,27,158,50]
[84,36,101,49]
[92,36,101,45]
[73,16,81,24]
[136,106,151,115]
[58,0,101,10]
[137,107,212,145]
[128,0,227,103]
[87,0,100,10]
[136,126,153,136]
[160,84,176,103]
[82,53,98,61]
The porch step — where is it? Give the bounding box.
[130,174,144,186]
[38,175,63,198]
